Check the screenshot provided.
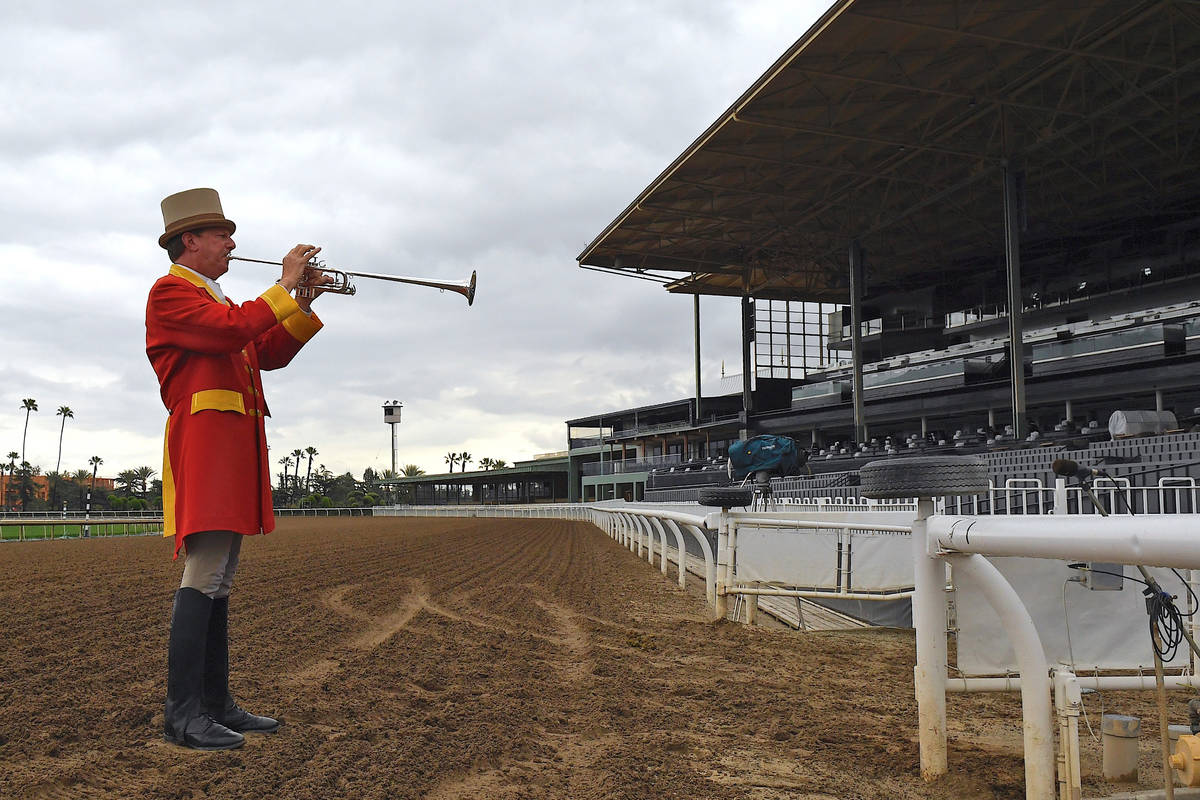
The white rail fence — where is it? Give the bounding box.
[655,475,1200,515]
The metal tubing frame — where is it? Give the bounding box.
[727,586,913,600]
[663,519,689,589]
[950,673,1200,693]
[929,514,1200,568]
[602,507,718,609]
[649,517,670,573]
[948,553,1054,800]
[1053,670,1083,800]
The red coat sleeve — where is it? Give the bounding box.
[146,278,291,354]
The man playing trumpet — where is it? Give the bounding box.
[145,187,328,750]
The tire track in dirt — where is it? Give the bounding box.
[530,596,593,687]
[420,587,601,800]
[288,578,430,687]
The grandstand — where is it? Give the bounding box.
[567,0,1200,509]
[567,286,1200,505]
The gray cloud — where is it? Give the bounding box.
[1,0,825,477]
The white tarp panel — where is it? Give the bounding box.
[955,557,1188,674]
[1108,409,1178,437]
[736,520,915,592]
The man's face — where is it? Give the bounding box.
[183,228,236,279]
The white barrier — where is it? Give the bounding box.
[376,504,592,520]
[916,511,1200,800]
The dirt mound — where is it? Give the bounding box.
[0,517,1186,798]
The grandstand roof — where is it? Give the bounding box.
[577,0,1200,304]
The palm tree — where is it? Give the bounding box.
[45,470,63,509]
[71,468,90,511]
[6,451,17,511]
[459,451,473,472]
[133,466,157,497]
[13,462,38,510]
[278,456,293,492]
[116,469,139,495]
[312,463,333,495]
[478,457,493,471]
[20,398,38,463]
[291,448,304,491]
[87,456,103,513]
[491,459,508,469]
[402,464,425,476]
[54,406,73,474]
[304,446,318,492]
[445,452,458,473]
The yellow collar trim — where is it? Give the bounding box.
[169,264,225,304]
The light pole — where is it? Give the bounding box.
[382,400,403,475]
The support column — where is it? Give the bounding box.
[390,425,398,475]
[1065,400,1073,425]
[1156,390,1164,412]
[849,239,868,443]
[740,293,754,438]
[1003,164,1027,439]
[694,293,703,423]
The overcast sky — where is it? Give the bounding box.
[1,0,827,481]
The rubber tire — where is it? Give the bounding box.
[698,487,754,508]
[859,455,989,499]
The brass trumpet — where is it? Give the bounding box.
[230,256,477,306]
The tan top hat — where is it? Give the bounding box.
[159,187,237,249]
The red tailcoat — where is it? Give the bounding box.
[146,265,323,558]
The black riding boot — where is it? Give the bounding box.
[204,596,280,734]
[164,588,244,750]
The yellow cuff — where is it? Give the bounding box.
[282,309,323,343]
[259,283,300,323]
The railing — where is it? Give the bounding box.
[0,516,165,541]
[652,475,1200,516]
[0,509,163,520]
[376,504,592,520]
[274,507,375,517]
[581,454,684,477]
[0,507,380,541]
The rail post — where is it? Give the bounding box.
[911,496,948,780]
[715,509,730,619]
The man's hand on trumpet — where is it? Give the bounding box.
[278,243,333,310]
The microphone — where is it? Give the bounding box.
[1051,458,1099,482]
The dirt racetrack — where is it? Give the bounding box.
[0,516,1191,799]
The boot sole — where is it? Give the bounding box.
[163,733,244,751]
